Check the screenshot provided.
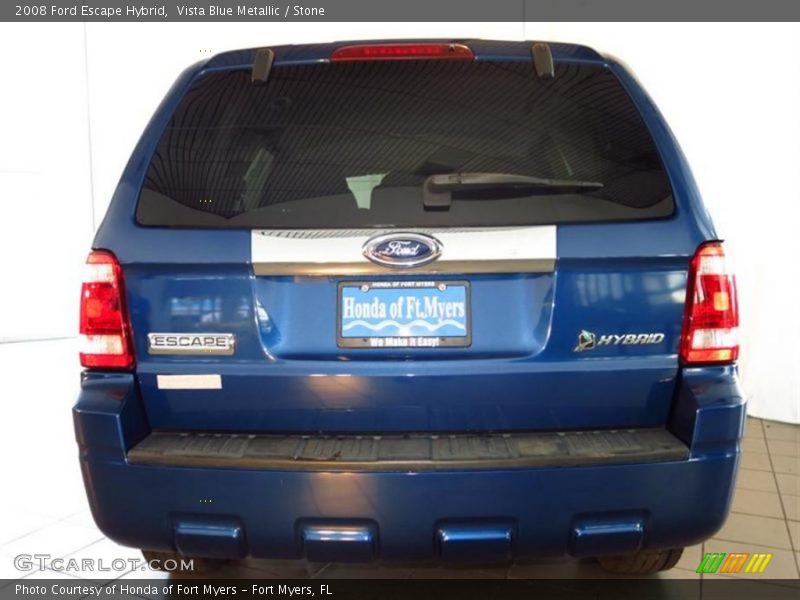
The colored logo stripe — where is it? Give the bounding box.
[697,553,726,573]
[720,553,748,573]
[745,553,773,573]
[697,552,773,574]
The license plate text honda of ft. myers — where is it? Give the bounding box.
[74,41,743,574]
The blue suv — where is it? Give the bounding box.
[74,40,744,574]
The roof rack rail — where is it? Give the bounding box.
[531,42,554,80]
[251,48,275,84]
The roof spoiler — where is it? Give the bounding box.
[251,48,275,84]
[531,43,554,80]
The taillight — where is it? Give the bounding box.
[79,250,134,369]
[330,43,474,62]
[679,242,739,365]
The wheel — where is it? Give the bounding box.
[596,548,684,574]
[141,549,228,574]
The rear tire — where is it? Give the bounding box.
[596,548,684,574]
[141,550,228,574]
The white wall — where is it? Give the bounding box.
[0,22,797,422]
[0,24,95,342]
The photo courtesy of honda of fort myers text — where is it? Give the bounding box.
[0,1,799,598]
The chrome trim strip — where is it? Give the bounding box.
[252,258,555,276]
[251,226,556,275]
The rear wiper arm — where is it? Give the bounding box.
[423,172,603,209]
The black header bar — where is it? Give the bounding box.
[5,0,800,22]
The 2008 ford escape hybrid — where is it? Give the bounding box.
[73,40,744,574]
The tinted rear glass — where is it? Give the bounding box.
[137,59,673,228]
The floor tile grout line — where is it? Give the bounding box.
[730,508,785,520]
[701,539,706,583]
[762,418,800,578]
[0,336,76,345]
[62,536,110,560]
[763,429,800,459]
[56,508,92,522]
[717,512,788,524]
[765,449,800,460]
[698,539,704,598]
[0,521,63,550]
[737,485,781,494]
[0,510,102,552]
[310,563,331,579]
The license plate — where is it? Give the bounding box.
[338,281,471,348]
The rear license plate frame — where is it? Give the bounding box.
[337,280,471,349]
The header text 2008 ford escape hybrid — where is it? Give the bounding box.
[74,40,744,574]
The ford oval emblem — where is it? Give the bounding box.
[363,232,442,268]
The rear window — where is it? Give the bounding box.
[137,59,674,229]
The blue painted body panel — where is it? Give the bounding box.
[74,367,744,560]
[78,40,743,560]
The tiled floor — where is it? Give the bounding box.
[1,340,798,587]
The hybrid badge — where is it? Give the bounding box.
[574,330,665,352]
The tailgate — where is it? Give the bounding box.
[112,43,699,434]
[124,225,688,433]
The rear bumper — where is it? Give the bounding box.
[74,367,745,562]
[127,428,689,471]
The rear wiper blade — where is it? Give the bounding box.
[428,172,604,192]
[423,172,603,209]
